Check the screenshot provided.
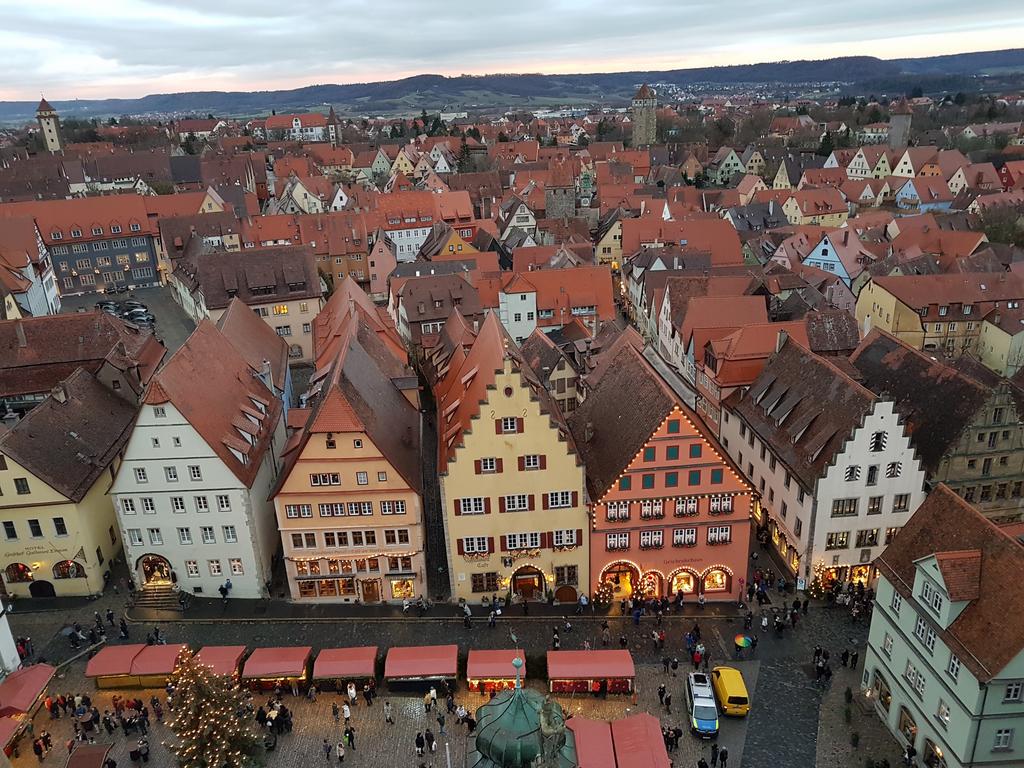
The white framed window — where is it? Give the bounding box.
[377,471,387,482]
[177,527,193,545]
[185,560,199,577]
[994,729,1014,750]
[639,530,663,548]
[200,526,216,544]
[208,560,222,576]
[153,407,166,418]
[229,558,244,575]
[500,416,518,433]
[947,654,961,681]
[673,528,697,546]
[905,660,926,697]
[171,496,186,513]
[346,501,372,515]
[882,633,894,657]
[216,495,231,512]
[677,497,698,516]
[707,525,732,544]
[914,616,937,652]
[165,466,179,482]
[121,498,137,514]
[134,468,148,483]
[606,501,630,520]
[462,536,489,554]
[709,495,733,514]
[546,491,572,508]
[141,497,155,513]
[285,504,312,518]
[506,531,540,550]
[921,580,945,614]
[148,528,163,545]
[504,494,529,512]
[356,471,369,485]
[480,457,497,473]
[523,454,541,470]
[194,496,209,513]
[128,529,144,546]
[936,700,950,727]
[319,503,344,517]
[380,500,407,515]
[891,591,903,615]
[188,465,202,481]
[222,525,237,543]
[310,473,341,486]
[458,497,486,514]
[1005,682,1023,702]
[886,462,902,478]
[606,532,629,550]
[844,465,861,481]
[552,529,577,547]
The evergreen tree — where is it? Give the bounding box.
[497,131,509,143]
[167,650,262,768]
[817,131,834,157]
[457,138,472,172]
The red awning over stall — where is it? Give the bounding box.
[312,647,377,680]
[0,663,55,716]
[466,650,526,681]
[194,646,246,676]
[65,743,112,768]
[130,644,186,676]
[611,713,671,768]
[567,718,616,768]
[242,647,311,679]
[384,645,458,679]
[546,650,635,680]
[84,645,146,678]
[0,716,21,747]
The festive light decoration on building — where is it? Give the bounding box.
[165,650,262,768]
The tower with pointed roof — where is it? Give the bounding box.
[631,84,656,148]
[36,97,63,154]
[888,98,912,150]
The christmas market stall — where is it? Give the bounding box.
[193,646,247,678]
[0,663,56,718]
[0,716,21,757]
[130,644,187,687]
[84,645,146,688]
[311,647,377,691]
[384,645,457,692]
[466,649,525,694]
[65,743,111,768]
[610,713,671,768]
[546,650,635,695]
[566,718,615,768]
[241,647,311,691]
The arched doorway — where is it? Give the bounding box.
[871,669,892,713]
[29,581,55,598]
[137,554,173,585]
[4,563,33,584]
[512,566,545,601]
[600,562,640,600]
[53,560,86,580]
[640,570,664,599]
[668,568,699,597]
[554,585,578,604]
[701,566,733,595]
[923,739,947,768]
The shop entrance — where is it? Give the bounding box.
[600,562,640,600]
[138,554,173,585]
[361,580,380,603]
[512,566,544,601]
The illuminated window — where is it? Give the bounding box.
[273,305,289,315]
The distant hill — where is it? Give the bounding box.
[2,48,1021,123]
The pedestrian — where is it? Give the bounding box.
[425,728,436,752]
[670,657,679,677]
[33,739,43,762]
[436,711,446,735]
[344,726,355,750]
[446,694,455,714]
[841,649,850,667]
[813,645,822,663]
[342,703,351,724]
[423,691,432,713]
[618,635,627,649]
[601,627,611,646]
[751,635,758,654]
[761,614,769,632]
[850,649,859,669]
[335,741,345,763]
[663,692,672,715]
[711,741,720,767]
[332,702,340,724]
[802,598,809,615]
[138,738,149,764]
[662,657,671,674]
[488,611,496,628]
[383,701,394,725]
[719,746,729,768]
[323,739,331,762]
[308,684,317,702]
[290,679,298,697]
[362,685,372,706]
[698,758,709,768]
[415,732,425,757]
[553,632,560,651]
[105,609,114,626]
[657,683,666,705]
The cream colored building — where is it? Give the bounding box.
[437,313,589,605]
[0,370,134,598]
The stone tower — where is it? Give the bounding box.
[36,97,63,154]
[888,97,912,150]
[631,84,657,148]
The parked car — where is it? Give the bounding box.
[122,300,147,311]
[686,672,719,738]
[710,666,750,717]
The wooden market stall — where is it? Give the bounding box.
[130,644,187,687]
[0,716,23,757]
[65,743,111,768]
[241,647,311,690]
[194,646,247,678]
[384,645,457,692]
[84,645,146,688]
[466,649,525,693]
[311,647,377,690]
[566,718,615,768]
[0,664,56,717]
[546,650,635,695]
[610,713,671,768]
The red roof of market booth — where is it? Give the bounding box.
[384,645,458,679]
[242,647,311,679]
[546,650,635,680]
[130,644,187,675]
[85,645,146,678]
[567,718,615,768]
[0,663,55,716]
[312,647,377,680]
[194,646,246,676]
[0,716,21,747]
[611,713,671,768]
[466,649,526,680]
[65,743,112,768]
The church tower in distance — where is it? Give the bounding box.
[36,98,64,154]
[631,84,657,147]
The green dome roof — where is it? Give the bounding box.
[467,688,577,768]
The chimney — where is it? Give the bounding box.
[776,329,789,353]
[51,383,68,404]
[14,320,26,348]
[584,421,595,443]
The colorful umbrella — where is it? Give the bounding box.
[734,634,753,648]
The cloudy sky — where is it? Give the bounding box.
[3,0,1023,100]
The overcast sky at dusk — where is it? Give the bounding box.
[2,0,1023,100]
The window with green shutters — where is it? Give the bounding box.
[643,447,656,462]
[666,446,679,461]
[642,474,655,489]
[688,470,701,486]
[711,469,724,484]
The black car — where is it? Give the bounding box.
[122,300,147,311]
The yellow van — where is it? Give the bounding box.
[710,666,750,716]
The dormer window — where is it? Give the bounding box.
[938,306,948,316]
[921,579,944,615]
[71,229,82,238]
[91,227,103,236]
[130,223,141,232]
[51,231,62,240]
[111,225,122,234]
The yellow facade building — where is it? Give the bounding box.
[0,370,134,598]
[436,313,589,605]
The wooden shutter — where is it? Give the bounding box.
[575,528,584,546]
[500,535,508,552]
[457,538,465,555]
[571,491,579,507]
[454,499,462,516]
[516,417,524,433]
[496,458,503,473]
[542,493,549,510]
[528,494,535,511]
[518,456,525,471]
[486,537,494,554]
[498,496,507,513]
[539,455,547,470]
[495,418,502,434]
[483,498,492,514]
[474,460,482,475]
[541,532,551,548]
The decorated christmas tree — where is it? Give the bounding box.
[167,650,262,768]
